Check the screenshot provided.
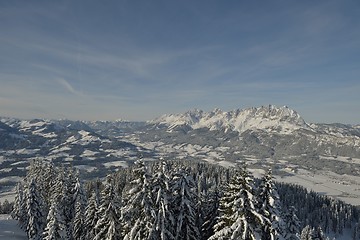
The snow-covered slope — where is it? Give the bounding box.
[151,105,310,134]
[0,117,153,189]
[0,215,27,239]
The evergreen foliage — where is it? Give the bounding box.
[43,196,67,240]
[94,177,122,240]
[122,160,156,240]
[171,168,200,240]
[25,179,46,240]
[257,169,284,239]
[151,161,175,240]
[84,192,100,239]
[282,206,301,240]
[11,159,360,240]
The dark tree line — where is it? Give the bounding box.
[11,159,360,239]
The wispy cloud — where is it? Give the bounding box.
[56,78,83,96]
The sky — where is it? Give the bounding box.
[0,0,359,123]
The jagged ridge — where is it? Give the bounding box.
[151,105,310,134]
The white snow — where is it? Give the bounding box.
[81,149,99,157]
[103,161,129,168]
[50,146,71,154]
[0,156,6,164]
[276,169,360,206]
[0,177,23,184]
[65,131,101,145]
[16,148,39,155]
[151,105,310,134]
[0,215,27,240]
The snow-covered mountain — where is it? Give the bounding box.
[151,105,310,134]
[137,105,360,171]
[0,117,152,189]
[1,105,360,205]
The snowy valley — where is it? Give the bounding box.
[1,105,360,239]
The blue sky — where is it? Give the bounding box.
[1,0,359,123]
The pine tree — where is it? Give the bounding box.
[171,168,200,240]
[25,179,46,240]
[84,191,100,239]
[122,160,156,240]
[43,196,67,240]
[257,169,284,240]
[51,168,73,239]
[151,161,175,240]
[300,225,314,240]
[72,176,87,240]
[312,226,326,240]
[210,167,264,240]
[12,183,27,229]
[282,206,300,240]
[73,199,86,240]
[94,176,122,240]
[200,187,219,240]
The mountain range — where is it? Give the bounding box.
[1,105,360,204]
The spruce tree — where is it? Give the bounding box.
[300,225,313,240]
[84,191,100,239]
[12,183,27,229]
[210,167,264,240]
[51,168,73,239]
[72,176,87,240]
[151,161,175,240]
[282,206,300,240]
[312,226,326,240]
[25,179,46,240]
[171,168,200,240]
[200,187,219,240]
[73,199,86,240]
[257,169,284,240]
[94,176,122,240]
[43,196,67,240]
[122,160,156,240]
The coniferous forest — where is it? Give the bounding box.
[11,160,360,240]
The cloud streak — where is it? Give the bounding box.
[56,78,83,96]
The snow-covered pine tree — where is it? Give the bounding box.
[282,206,300,240]
[25,179,46,240]
[300,225,314,240]
[72,176,87,240]
[257,169,284,240]
[200,187,220,240]
[171,168,200,240]
[43,196,67,240]
[210,169,242,240]
[94,176,122,240]
[210,167,264,240]
[84,191,100,239]
[12,182,27,229]
[122,160,156,240]
[232,167,265,239]
[312,226,326,240]
[51,167,73,239]
[151,161,175,240]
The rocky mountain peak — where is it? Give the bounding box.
[151,105,309,134]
